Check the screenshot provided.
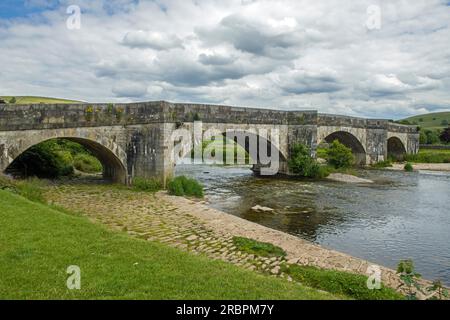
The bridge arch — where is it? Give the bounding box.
[387,136,407,161]
[2,134,127,183]
[320,131,367,165]
[174,128,288,175]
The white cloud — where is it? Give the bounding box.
[0,0,449,118]
[122,30,183,50]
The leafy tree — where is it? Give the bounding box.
[326,140,354,169]
[439,127,450,144]
[419,131,427,144]
[10,140,73,178]
[441,120,449,127]
[9,97,16,104]
[288,143,327,178]
[423,130,440,145]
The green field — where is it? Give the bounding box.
[405,148,450,163]
[0,189,340,300]
[402,112,450,130]
[0,96,82,104]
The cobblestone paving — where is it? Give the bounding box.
[45,183,433,296]
[45,184,289,277]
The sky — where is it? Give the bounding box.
[0,0,449,119]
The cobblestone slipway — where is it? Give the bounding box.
[45,184,431,297]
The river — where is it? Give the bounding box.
[176,164,450,285]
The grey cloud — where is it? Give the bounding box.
[198,53,236,66]
[196,14,303,60]
[122,30,183,50]
[279,70,344,95]
[112,81,148,97]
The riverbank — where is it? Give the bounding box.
[0,189,336,300]
[388,163,450,172]
[42,183,420,299]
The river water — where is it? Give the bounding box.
[176,164,450,285]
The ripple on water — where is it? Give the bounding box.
[176,164,450,285]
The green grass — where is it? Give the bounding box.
[405,148,450,163]
[371,160,393,169]
[401,112,450,130]
[232,237,287,258]
[0,96,82,104]
[168,176,204,198]
[282,264,403,300]
[132,177,162,193]
[0,175,47,203]
[0,189,337,300]
[404,163,414,172]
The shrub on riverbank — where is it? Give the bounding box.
[326,140,354,169]
[288,143,329,178]
[132,177,162,193]
[233,237,287,258]
[404,163,414,172]
[168,176,204,198]
[282,264,403,300]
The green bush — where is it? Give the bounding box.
[132,177,162,193]
[167,176,204,198]
[288,144,328,178]
[233,237,286,258]
[9,97,16,104]
[404,163,414,172]
[73,154,102,173]
[326,140,354,169]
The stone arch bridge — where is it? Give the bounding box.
[0,101,419,184]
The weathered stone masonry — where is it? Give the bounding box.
[0,101,419,184]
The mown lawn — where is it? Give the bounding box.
[0,190,337,300]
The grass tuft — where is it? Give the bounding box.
[233,236,286,258]
[282,264,403,300]
[167,176,204,198]
[132,177,162,193]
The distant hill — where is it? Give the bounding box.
[0,96,83,104]
[401,112,450,130]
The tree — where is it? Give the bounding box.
[419,131,427,144]
[326,140,354,168]
[9,97,16,104]
[439,127,450,144]
[441,120,449,127]
[424,130,440,145]
[288,143,327,178]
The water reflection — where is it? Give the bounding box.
[176,164,450,284]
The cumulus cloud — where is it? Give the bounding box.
[112,81,147,98]
[122,30,183,50]
[0,0,449,118]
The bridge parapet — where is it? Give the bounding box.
[387,122,418,134]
